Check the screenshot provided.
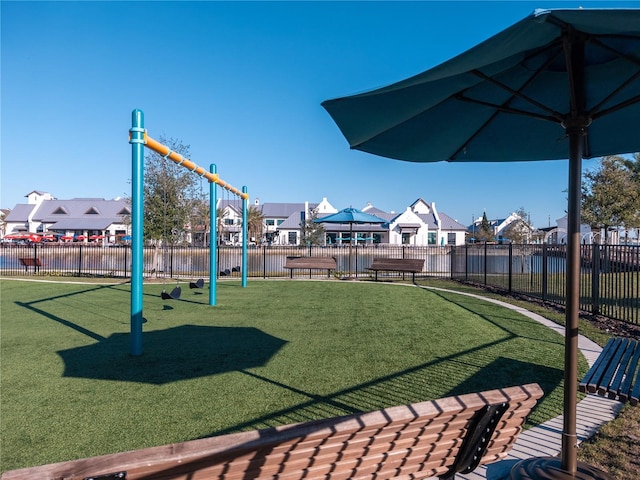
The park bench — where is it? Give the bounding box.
[0,383,543,480]
[284,256,337,278]
[368,257,425,282]
[18,257,42,273]
[579,337,640,406]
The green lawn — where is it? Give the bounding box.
[0,278,582,473]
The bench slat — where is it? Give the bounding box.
[18,257,43,273]
[609,339,637,398]
[597,338,630,396]
[579,338,620,394]
[368,258,424,273]
[0,383,543,480]
[579,337,640,405]
[619,342,640,403]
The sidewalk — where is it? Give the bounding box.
[424,288,625,480]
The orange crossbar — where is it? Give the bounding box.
[143,133,248,200]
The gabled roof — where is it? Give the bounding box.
[361,205,389,216]
[49,218,122,230]
[34,199,129,222]
[218,199,243,214]
[437,213,467,230]
[4,204,36,222]
[261,203,317,218]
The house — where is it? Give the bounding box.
[278,198,467,246]
[468,212,534,243]
[545,215,593,244]
[3,191,130,243]
[384,199,467,246]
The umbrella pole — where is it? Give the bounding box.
[561,128,582,475]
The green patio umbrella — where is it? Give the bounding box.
[322,8,640,480]
[314,207,387,278]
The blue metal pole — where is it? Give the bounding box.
[129,109,145,355]
[242,186,248,288]
[209,164,217,306]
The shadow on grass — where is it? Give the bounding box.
[57,325,287,384]
[205,351,561,440]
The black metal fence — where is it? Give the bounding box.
[450,243,639,325]
[2,242,638,324]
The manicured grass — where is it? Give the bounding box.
[1,278,577,473]
[576,403,640,478]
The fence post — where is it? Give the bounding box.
[170,244,174,278]
[508,243,513,294]
[263,246,266,279]
[541,243,548,302]
[591,241,600,316]
[355,244,358,278]
[33,243,39,273]
[483,242,488,286]
[77,244,83,276]
[465,243,468,281]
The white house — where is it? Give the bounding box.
[3,191,130,243]
[546,215,593,244]
[276,198,466,246]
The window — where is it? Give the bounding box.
[277,219,285,226]
[266,219,275,226]
[448,233,456,245]
[224,218,234,225]
[288,231,297,245]
[428,232,437,245]
[402,232,411,245]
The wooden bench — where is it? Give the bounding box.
[284,256,337,278]
[368,257,425,282]
[0,383,543,480]
[579,337,640,405]
[18,257,42,273]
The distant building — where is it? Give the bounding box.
[2,190,467,246]
[219,197,467,246]
[3,191,130,243]
[468,212,534,243]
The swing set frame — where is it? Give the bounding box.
[129,108,249,355]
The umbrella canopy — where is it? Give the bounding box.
[322,8,640,479]
[315,208,386,277]
[314,207,388,225]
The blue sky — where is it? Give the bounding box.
[2,1,638,229]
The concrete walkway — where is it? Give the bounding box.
[422,288,625,480]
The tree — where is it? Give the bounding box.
[216,207,227,246]
[619,153,640,242]
[474,212,494,242]
[502,207,532,244]
[582,155,638,244]
[247,206,264,244]
[143,136,200,245]
[300,208,325,246]
[189,192,209,246]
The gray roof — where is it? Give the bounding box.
[416,213,438,229]
[4,204,35,221]
[48,218,122,230]
[438,213,467,230]
[261,202,316,218]
[34,199,130,222]
[277,213,304,229]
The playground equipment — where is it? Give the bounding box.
[129,109,248,355]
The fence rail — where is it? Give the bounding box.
[2,242,638,324]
